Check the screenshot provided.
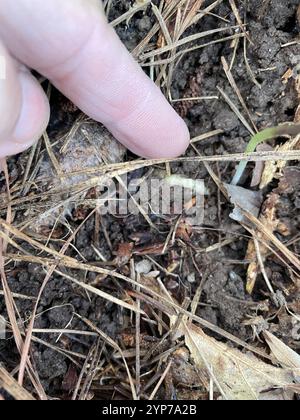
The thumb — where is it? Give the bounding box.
[0,41,49,158]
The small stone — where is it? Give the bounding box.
[187,272,196,283]
[135,259,152,274]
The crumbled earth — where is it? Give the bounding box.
[0,0,300,399]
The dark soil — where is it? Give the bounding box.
[1,0,300,400]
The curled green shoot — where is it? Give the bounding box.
[231,123,300,186]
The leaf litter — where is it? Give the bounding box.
[1,0,300,401]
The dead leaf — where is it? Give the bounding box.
[258,69,300,188]
[245,190,291,293]
[139,273,162,296]
[62,365,78,393]
[170,348,208,389]
[120,331,156,349]
[134,242,169,256]
[264,330,300,371]
[260,136,300,189]
[176,221,193,242]
[282,68,294,84]
[180,322,294,400]
[114,242,134,266]
[224,184,263,225]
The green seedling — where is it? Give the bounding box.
[231,123,300,186]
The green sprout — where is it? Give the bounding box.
[231,123,300,186]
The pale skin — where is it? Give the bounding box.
[0,0,190,159]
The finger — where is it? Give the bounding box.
[0,0,190,158]
[0,40,50,158]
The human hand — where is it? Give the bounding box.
[0,0,190,159]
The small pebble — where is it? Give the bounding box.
[187,272,196,283]
[135,259,152,274]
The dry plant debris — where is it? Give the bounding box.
[1,0,300,401]
[241,71,300,294]
[179,322,295,400]
[224,183,263,225]
[244,189,291,294]
[264,330,300,371]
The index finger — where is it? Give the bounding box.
[0,0,190,158]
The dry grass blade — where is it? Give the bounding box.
[111,0,151,27]
[77,315,137,400]
[253,236,275,295]
[12,149,300,183]
[4,247,271,362]
[0,161,46,399]
[140,25,241,60]
[217,86,255,135]
[260,135,300,189]
[1,0,299,402]
[264,331,300,370]
[179,0,204,36]
[229,0,252,44]
[0,291,36,301]
[132,0,186,58]
[151,3,172,46]
[243,211,300,273]
[17,209,97,386]
[149,360,172,400]
[130,284,272,361]
[137,33,246,67]
[20,141,39,195]
[243,36,261,89]
[221,56,257,133]
[0,366,35,400]
[0,247,46,399]
[73,339,103,400]
[55,268,144,315]
[43,132,63,179]
[190,129,224,143]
